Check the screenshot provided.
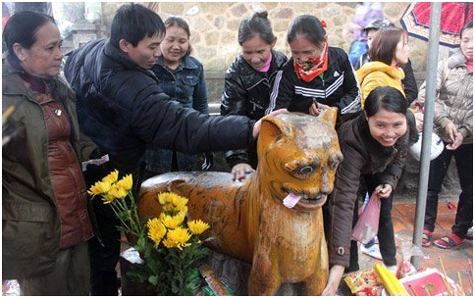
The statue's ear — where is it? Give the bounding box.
[320,107,338,127]
[258,115,291,147]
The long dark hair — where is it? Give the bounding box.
[369,27,407,66]
[364,86,407,117]
[3,10,55,68]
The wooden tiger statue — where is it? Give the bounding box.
[138,109,343,295]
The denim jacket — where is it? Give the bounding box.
[151,55,208,113]
[145,55,209,174]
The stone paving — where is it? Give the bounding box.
[346,198,473,296]
[3,199,471,296]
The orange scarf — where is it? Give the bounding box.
[293,42,329,82]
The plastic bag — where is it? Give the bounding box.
[396,242,422,279]
[351,191,381,244]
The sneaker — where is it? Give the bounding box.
[465,227,473,240]
[385,265,398,275]
[433,232,464,249]
[364,236,379,248]
[361,243,382,260]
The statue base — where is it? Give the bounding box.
[120,248,304,295]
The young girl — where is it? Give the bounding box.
[356,27,411,107]
[144,16,211,179]
[322,86,418,295]
[221,11,287,181]
[266,15,361,123]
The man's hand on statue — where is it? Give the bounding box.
[252,109,288,139]
[375,184,392,199]
[232,163,255,181]
[322,265,345,296]
[446,131,463,150]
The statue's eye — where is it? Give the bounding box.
[329,161,339,170]
[328,153,343,170]
[299,165,314,176]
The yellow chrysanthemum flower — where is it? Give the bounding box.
[107,184,128,200]
[157,192,188,212]
[102,169,119,184]
[147,218,167,248]
[162,238,174,249]
[160,211,186,229]
[158,192,174,205]
[116,174,133,192]
[163,227,191,250]
[178,206,188,217]
[188,220,210,235]
[101,193,115,204]
[88,181,112,196]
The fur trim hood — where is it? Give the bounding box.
[448,49,468,69]
[356,61,405,82]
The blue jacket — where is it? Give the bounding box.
[152,56,208,113]
[145,56,209,173]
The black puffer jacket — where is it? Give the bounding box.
[220,50,287,168]
[64,39,255,173]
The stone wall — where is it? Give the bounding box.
[99,2,460,200]
[101,2,453,103]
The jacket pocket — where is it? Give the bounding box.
[2,201,59,279]
[179,75,199,86]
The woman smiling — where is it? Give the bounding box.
[322,86,418,295]
[144,16,211,179]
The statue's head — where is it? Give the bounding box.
[257,109,343,211]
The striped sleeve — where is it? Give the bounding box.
[265,70,284,115]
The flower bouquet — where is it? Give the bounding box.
[88,170,210,295]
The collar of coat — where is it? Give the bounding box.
[103,41,157,78]
[448,49,469,69]
[155,55,199,72]
[356,61,405,82]
[2,55,71,102]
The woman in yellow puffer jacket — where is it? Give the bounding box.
[356,27,411,107]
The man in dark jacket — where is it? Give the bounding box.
[64,4,280,295]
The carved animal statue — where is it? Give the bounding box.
[138,109,343,295]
